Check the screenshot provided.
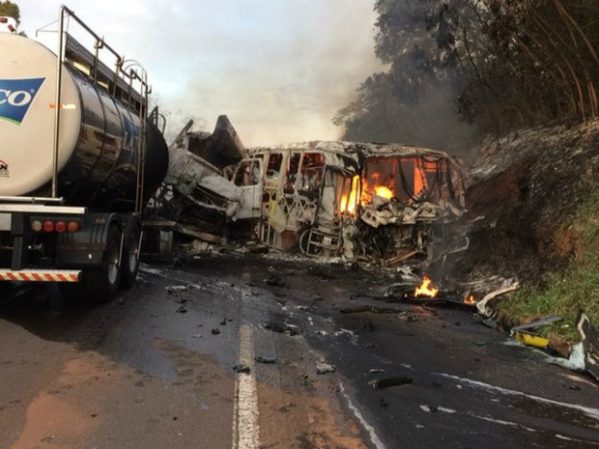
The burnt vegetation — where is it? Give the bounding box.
[334,0,599,152]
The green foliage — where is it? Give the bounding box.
[0,0,20,24]
[336,0,599,148]
[498,184,599,342]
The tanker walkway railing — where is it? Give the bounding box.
[51,6,151,209]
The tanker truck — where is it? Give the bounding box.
[0,7,169,302]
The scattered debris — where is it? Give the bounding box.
[334,328,356,338]
[265,275,288,288]
[420,404,438,413]
[233,364,251,374]
[370,376,413,389]
[368,369,385,375]
[511,315,563,333]
[513,332,550,350]
[316,362,337,375]
[167,285,190,295]
[176,306,188,314]
[510,315,562,349]
[546,342,586,372]
[476,281,520,317]
[263,321,301,336]
[255,356,278,364]
[577,311,599,381]
[211,328,221,335]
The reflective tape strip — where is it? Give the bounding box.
[0,270,81,282]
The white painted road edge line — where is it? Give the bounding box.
[339,383,388,449]
[232,324,260,449]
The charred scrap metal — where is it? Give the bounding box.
[150,122,468,267]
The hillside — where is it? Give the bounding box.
[460,121,599,339]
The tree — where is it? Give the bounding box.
[335,0,599,151]
[0,0,21,25]
[334,0,483,153]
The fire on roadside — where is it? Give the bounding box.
[414,275,439,298]
[464,295,477,305]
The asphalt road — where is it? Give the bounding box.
[0,254,598,449]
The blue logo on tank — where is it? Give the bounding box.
[0,78,45,125]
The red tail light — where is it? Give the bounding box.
[55,221,66,233]
[43,221,55,233]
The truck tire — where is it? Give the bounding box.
[83,224,123,303]
[58,224,122,303]
[120,225,141,290]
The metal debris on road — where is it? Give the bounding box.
[476,280,520,317]
[369,376,413,389]
[316,362,336,375]
[233,364,251,374]
[577,311,599,381]
[167,285,190,295]
[263,320,301,336]
[255,356,278,364]
[511,315,563,333]
[513,332,550,349]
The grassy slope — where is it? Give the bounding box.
[497,183,599,343]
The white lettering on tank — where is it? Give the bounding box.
[0,90,33,106]
[8,91,32,106]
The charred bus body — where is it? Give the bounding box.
[231,141,467,266]
[0,7,168,300]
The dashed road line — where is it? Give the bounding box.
[232,324,260,449]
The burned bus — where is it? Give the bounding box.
[230,141,467,266]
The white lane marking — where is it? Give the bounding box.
[419,405,456,414]
[555,433,599,446]
[472,415,537,433]
[435,372,599,420]
[232,324,260,449]
[339,383,388,449]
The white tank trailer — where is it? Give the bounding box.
[0,7,169,301]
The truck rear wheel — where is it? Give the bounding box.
[83,224,122,303]
[120,225,141,290]
[59,224,123,303]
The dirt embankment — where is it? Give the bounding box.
[458,120,599,282]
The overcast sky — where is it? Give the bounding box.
[18,0,381,146]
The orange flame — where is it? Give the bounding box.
[464,295,477,305]
[340,195,348,213]
[340,175,360,216]
[414,276,439,298]
[374,185,394,200]
[347,175,360,215]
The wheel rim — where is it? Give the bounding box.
[107,243,120,285]
[128,238,139,274]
